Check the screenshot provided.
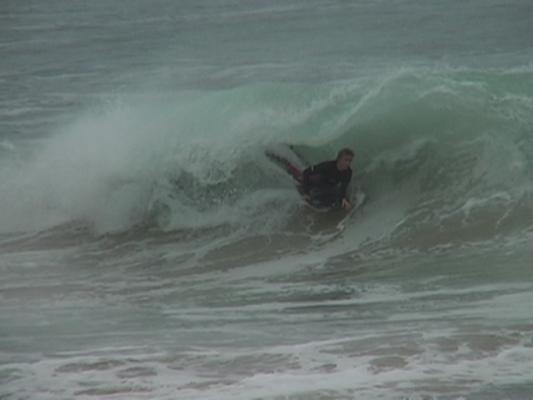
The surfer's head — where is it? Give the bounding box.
[336,148,354,171]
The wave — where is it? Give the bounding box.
[1,67,532,247]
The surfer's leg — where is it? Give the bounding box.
[288,145,310,167]
[265,150,303,182]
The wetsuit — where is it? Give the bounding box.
[301,161,352,209]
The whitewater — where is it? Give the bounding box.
[1,1,533,399]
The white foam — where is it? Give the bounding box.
[8,330,533,400]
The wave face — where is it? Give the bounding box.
[1,68,533,248]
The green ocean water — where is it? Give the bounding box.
[1,1,533,399]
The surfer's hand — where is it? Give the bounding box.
[342,199,352,211]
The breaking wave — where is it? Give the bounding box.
[1,67,532,248]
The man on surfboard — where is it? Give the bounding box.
[301,148,354,211]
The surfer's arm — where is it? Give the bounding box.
[341,198,352,211]
[339,170,352,200]
[340,183,352,210]
[339,170,353,209]
[340,187,352,210]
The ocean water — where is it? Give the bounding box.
[1,1,533,399]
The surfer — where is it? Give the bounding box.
[301,148,354,211]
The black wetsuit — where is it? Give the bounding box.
[301,161,352,209]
